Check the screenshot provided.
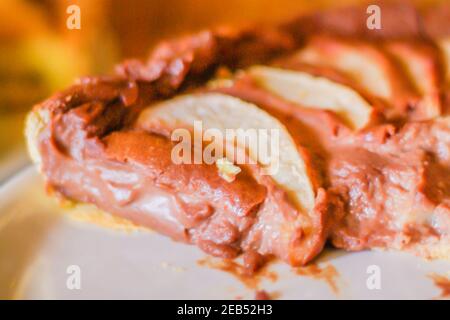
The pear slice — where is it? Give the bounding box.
[385,41,442,118]
[137,93,316,213]
[247,65,375,129]
[294,36,417,113]
[296,37,392,99]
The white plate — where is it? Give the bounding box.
[0,166,448,300]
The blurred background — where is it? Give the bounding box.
[0,0,440,182]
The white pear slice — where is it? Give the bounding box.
[137,93,315,213]
[296,39,393,100]
[294,36,423,114]
[247,66,374,129]
[386,43,439,96]
[385,41,441,118]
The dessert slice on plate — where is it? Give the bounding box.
[26,82,332,269]
[24,1,450,273]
